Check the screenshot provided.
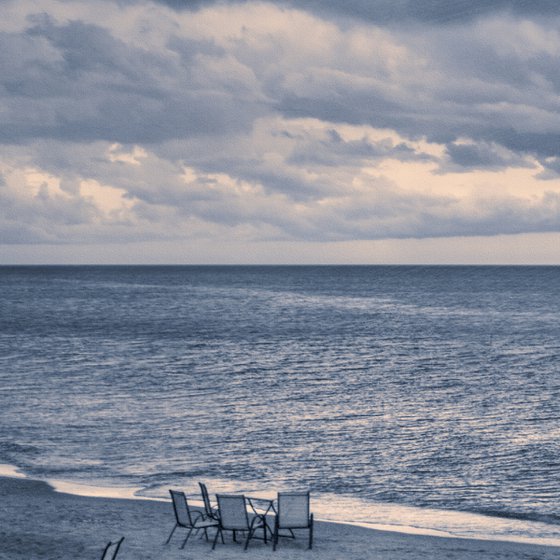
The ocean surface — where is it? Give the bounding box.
[1,265,559,545]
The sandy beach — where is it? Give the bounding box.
[1,476,559,560]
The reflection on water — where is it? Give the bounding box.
[1,266,560,545]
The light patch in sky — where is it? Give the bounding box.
[107,144,147,166]
[24,169,67,199]
[79,179,135,216]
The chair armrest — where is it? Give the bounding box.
[191,510,205,523]
[249,513,266,529]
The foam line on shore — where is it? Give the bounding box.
[2,463,560,548]
[2,475,560,560]
[0,463,26,479]
[49,479,152,501]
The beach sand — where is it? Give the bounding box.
[0,476,558,560]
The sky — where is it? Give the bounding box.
[1,0,560,264]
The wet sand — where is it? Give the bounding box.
[0,476,559,559]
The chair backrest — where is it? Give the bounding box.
[169,489,193,527]
[216,494,249,530]
[100,536,124,560]
[199,482,213,517]
[277,492,310,529]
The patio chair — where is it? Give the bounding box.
[199,482,220,520]
[212,494,268,550]
[100,537,124,560]
[273,492,313,550]
[165,489,219,549]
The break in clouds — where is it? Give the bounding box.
[2,0,560,247]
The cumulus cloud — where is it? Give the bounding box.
[1,0,560,260]
[0,12,265,144]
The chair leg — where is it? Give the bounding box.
[309,514,314,549]
[180,527,194,549]
[273,518,278,551]
[112,537,124,559]
[244,528,255,550]
[165,523,178,544]
[212,528,223,550]
[101,541,112,559]
[265,521,274,540]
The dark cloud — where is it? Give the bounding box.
[288,0,560,24]
[286,129,432,167]
[0,16,264,144]
[446,142,505,168]
[141,0,219,9]
[3,4,560,162]
[149,0,560,24]
[276,94,402,132]
[491,131,560,159]
[536,157,560,180]
[440,141,533,172]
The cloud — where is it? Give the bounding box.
[2,128,559,247]
[0,12,266,144]
[3,2,560,157]
[439,140,534,172]
[297,0,560,24]
[1,0,560,262]
[149,0,560,25]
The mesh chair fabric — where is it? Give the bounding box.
[199,482,214,517]
[216,494,249,530]
[170,490,192,527]
[278,492,310,528]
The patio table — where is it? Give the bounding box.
[246,493,276,539]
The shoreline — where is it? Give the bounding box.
[1,475,560,560]
[2,463,560,548]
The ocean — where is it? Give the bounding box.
[1,265,559,545]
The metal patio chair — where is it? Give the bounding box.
[100,536,124,560]
[273,491,313,550]
[212,494,268,550]
[165,489,219,549]
[199,481,220,520]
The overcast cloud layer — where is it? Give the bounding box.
[1,0,560,262]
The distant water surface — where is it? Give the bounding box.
[1,266,559,544]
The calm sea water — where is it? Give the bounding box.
[1,266,559,544]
